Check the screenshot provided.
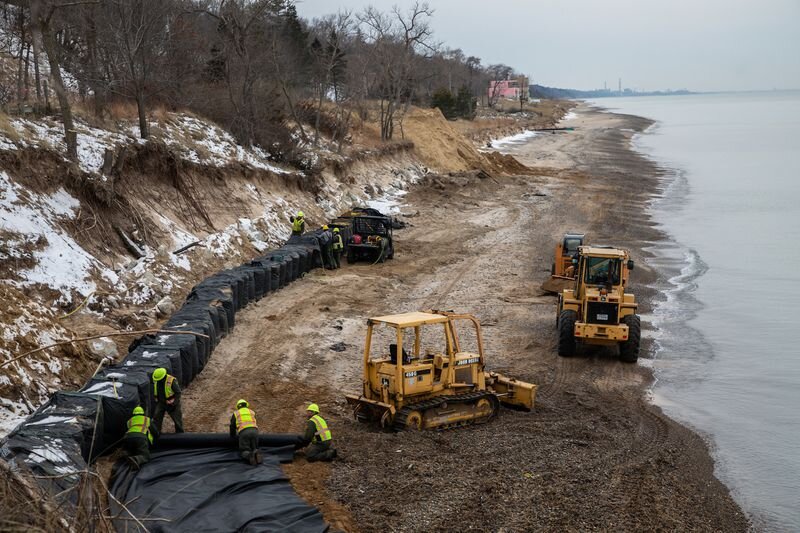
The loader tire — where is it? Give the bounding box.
[558,310,578,357]
[619,314,641,363]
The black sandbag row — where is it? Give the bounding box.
[0,221,350,511]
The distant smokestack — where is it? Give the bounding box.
[618,78,622,93]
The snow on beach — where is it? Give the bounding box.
[481,130,537,152]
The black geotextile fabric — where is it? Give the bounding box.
[0,214,392,522]
[109,445,328,533]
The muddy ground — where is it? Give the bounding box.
[180,105,749,532]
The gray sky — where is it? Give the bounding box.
[296,0,800,92]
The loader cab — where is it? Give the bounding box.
[553,232,585,277]
[360,312,486,408]
[562,233,585,256]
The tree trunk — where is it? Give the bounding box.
[135,89,148,139]
[33,43,42,106]
[16,9,25,103]
[39,18,77,160]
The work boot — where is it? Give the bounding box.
[254,450,263,465]
[248,451,257,466]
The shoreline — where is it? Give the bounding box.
[175,102,749,531]
[480,102,751,530]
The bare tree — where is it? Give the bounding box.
[308,11,351,145]
[358,1,435,141]
[195,0,293,146]
[98,0,175,138]
[4,0,104,159]
[486,63,515,109]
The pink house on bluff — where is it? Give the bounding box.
[488,76,529,100]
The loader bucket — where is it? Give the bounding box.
[486,372,537,411]
[345,394,396,428]
[541,275,574,295]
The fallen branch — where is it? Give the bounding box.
[173,241,204,255]
[0,329,209,370]
[114,226,145,259]
[58,291,95,320]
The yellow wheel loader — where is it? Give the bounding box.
[345,311,536,431]
[556,246,640,362]
[541,232,585,294]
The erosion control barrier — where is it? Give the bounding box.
[0,212,382,523]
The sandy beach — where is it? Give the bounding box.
[175,103,750,531]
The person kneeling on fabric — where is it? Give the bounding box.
[230,399,262,465]
[300,403,337,462]
[124,406,159,470]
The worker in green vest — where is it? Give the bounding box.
[332,227,344,268]
[229,399,261,465]
[301,403,337,462]
[124,406,159,470]
[152,367,184,433]
[289,211,305,235]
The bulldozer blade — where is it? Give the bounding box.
[485,372,537,410]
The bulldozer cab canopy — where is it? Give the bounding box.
[364,312,483,365]
[368,312,449,328]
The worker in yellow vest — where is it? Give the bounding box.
[229,399,261,465]
[331,227,344,268]
[124,406,159,470]
[152,367,184,433]
[289,211,305,235]
[301,403,337,462]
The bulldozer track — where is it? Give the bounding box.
[392,390,499,431]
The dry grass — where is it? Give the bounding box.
[0,463,113,533]
[0,111,21,144]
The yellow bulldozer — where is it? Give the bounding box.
[556,245,640,362]
[345,311,536,430]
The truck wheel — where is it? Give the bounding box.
[347,249,356,263]
[619,314,641,363]
[558,310,577,357]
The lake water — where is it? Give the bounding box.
[588,92,800,531]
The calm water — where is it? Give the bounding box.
[589,92,800,531]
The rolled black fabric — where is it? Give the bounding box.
[153,432,305,450]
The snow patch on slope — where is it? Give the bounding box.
[0,171,118,297]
